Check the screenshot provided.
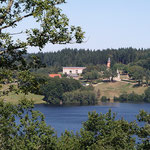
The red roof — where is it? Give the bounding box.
[49,74,62,78]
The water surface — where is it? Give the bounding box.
[35,102,150,136]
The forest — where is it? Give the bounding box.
[31,47,150,69]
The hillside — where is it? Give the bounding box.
[0,92,45,104]
[94,81,147,100]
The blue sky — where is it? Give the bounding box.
[9,0,150,53]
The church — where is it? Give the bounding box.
[107,57,121,81]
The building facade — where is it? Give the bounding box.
[63,67,86,75]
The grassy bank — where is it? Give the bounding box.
[0,92,45,105]
[1,81,148,105]
[94,81,147,100]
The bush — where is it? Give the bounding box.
[101,96,109,102]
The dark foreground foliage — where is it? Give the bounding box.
[1,99,150,150]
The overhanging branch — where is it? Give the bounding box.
[0,0,14,25]
[0,13,33,30]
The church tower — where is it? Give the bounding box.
[107,57,111,68]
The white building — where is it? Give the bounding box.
[63,67,86,75]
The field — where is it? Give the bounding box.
[0,83,45,104]
[0,92,45,105]
[94,81,147,100]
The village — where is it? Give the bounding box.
[49,58,122,81]
[47,58,147,103]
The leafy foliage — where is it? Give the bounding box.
[0,0,85,50]
[40,78,82,104]
[103,68,117,82]
[137,110,150,149]
[83,70,100,81]
[0,0,84,96]
[62,90,97,105]
[114,88,150,102]
[144,87,150,102]
[1,100,150,149]
[128,66,145,85]
[82,110,137,150]
[32,48,150,68]
[0,99,57,150]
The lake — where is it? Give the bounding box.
[35,102,150,136]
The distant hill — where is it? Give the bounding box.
[29,48,150,69]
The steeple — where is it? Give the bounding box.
[107,57,111,68]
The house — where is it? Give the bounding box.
[63,67,86,75]
[49,74,62,78]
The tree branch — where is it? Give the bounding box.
[0,0,14,25]
[0,13,33,30]
[6,0,14,14]
[9,31,23,35]
[0,44,28,55]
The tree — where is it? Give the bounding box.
[1,98,150,149]
[83,70,100,81]
[0,98,57,149]
[81,110,136,149]
[40,78,82,104]
[101,96,109,102]
[103,69,111,81]
[144,87,150,102]
[0,0,84,51]
[110,68,117,82]
[103,69,117,82]
[113,63,126,71]
[97,89,101,99]
[57,109,150,149]
[145,70,150,86]
[128,66,145,85]
[62,90,97,105]
[0,0,85,95]
[137,110,150,149]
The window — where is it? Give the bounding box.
[76,70,78,74]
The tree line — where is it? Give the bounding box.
[38,76,97,105]
[31,48,150,69]
[114,87,150,103]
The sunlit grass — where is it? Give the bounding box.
[0,92,45,104]
[95,81,147,100]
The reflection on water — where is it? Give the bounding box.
[34,102,150,136]
[98,102,120,107]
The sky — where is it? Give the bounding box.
[7,0,150,53]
